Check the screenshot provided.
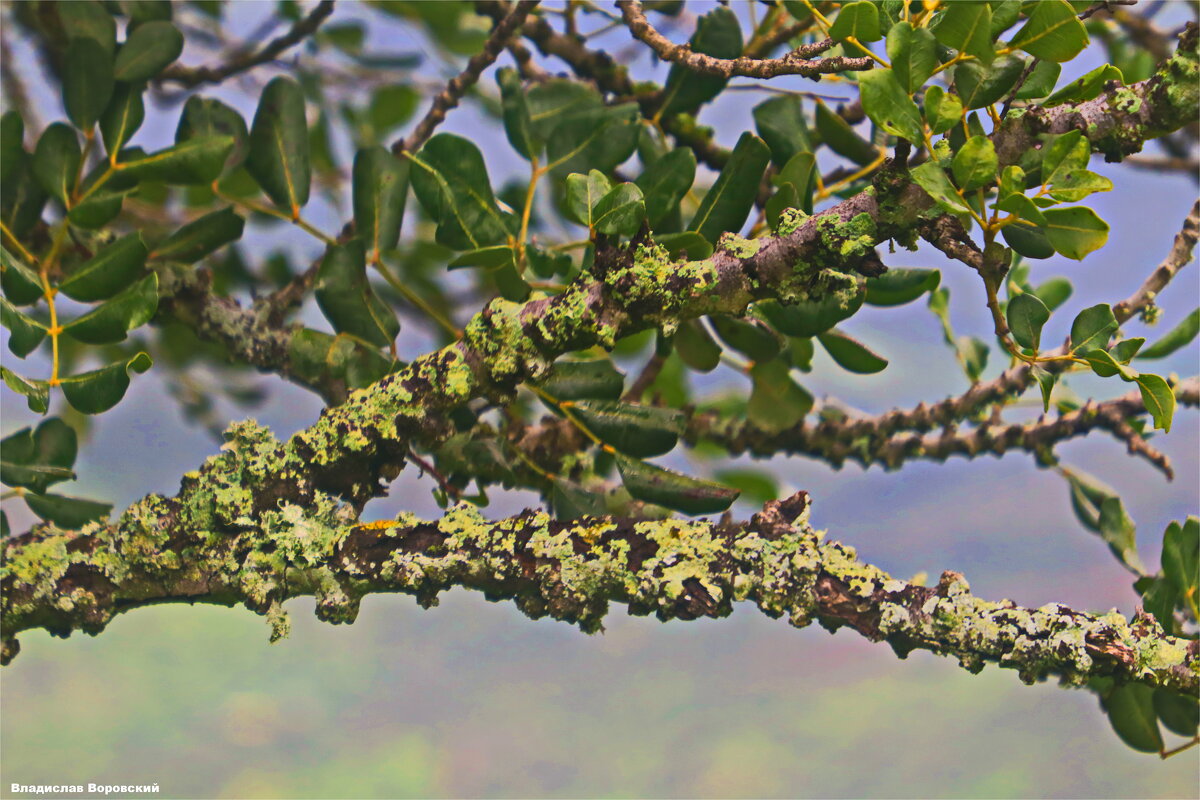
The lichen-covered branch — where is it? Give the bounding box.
[617,1,873,79]
[3,485,1195,694]
[158,1,337,87]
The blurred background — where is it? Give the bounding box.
[1,1,1198,797]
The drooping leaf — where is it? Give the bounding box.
[748,360,813,432]
[1153,689,1199,739]
[62,273,159,344]
[352,146,409,260]
[818,328,889,374]
[150,207,244,264]
[815,101,879,165]
[1135,373,1175,433]
[57,233,146,302]
[1,366,50,413]
[1010,0,1089,62]
[59,351,153,415]
[113,20,184,82]
[752,95,814,167]
[635,148,696,228]
[615,453,739,516]
[1006,292,1050,351]
[1097,495,1144,574]
[674,318,721,372]
[24,491,112,529]
[1102,684,1163,754]
[887,21,938,92]
[0,417,77,494]
[864,268,940,306]
[759,285,865,338]
[957,335,989,382]
[688,132,770,243]
[246,77,311,214]
[711,314,782,362]
[314,240,400,349]
[32,123,82,206]
[569,400,684,458]
[1031,364,1056,412]
[1,247,44,306]
[1138,308,1199,359]
[63,36,115,131]
[858,67,925,145]
[1,296,47,357]
[409,132,512,250]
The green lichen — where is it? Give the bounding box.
[776,208,809,236]
[718,233,762,259]
[817,212,878,260]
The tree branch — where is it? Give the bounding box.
[4,489,1195,696]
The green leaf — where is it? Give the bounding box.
[887,21,938,92]
[864,268,940,306]
[99,82,145,157]
[1046,64,1123,105]
[674,318,721,372]
[635,148,696,228]
[24,491,113,529]
[711,314,782,362]
[656,231,713,259]
[447,245,515,270]
[1064,467,1116,533]
[352,146,409,260]
[1103,684,1163,754]
[1031,276,1072,310]
[748,360,813,432]
[753,95,814,168]
[565,169,613,229]
[119,136,234,185]
[1161,517,1198,604]
[952,136,998,192]
[545,103,640,177]
[858,68,925,145]
[593,183,645,236]
[1082,348,1138,381]
[1135,373,1175,433]
[1069,304,1118,353]
[932,1,994,63]
[615,453,739,516]
[525,80,601,146]
[775,151,817,215]
[957,335,989,382]
[829,1,881,42]
[1,296,47,357]
[0,112,46,239]
[995,193,1046,225]
[1006,292,1050,351]
[1010,0,1089,62]
[246,77,311,214]
[953,55,1026,109]
[818,329,888,374]
[409,132,512,250]
[0,417,77,494]
[1153,689,1199,739]
[1042,206,1109,260]
[150,207,244,263]
[1047,170,1113,203]
[569,400,684,458]
[550,479,609,520]
[1,366,49,413]
[497,67,536,160]
[526,244,572,279]
[1031,364,1056,412]
[1138,308,1198,359]
[758,285,865,337]
[63,36,115,131]
[922,85,963,135]
[62,273,159,344]
[175,96,249,172]
[1041,131,1089,185]
[59,232,148,302]
[1014,60,1062,100]
[59,351,153,415]
[688,132,770,244]
[1098,495,1145,573]
[538,360,624,401]
[32,123,82,206]
[815,101,879,166]
[659,8,743,116]
[1109,337,1144,364]
[113,20,183,82]
[58,1,117,56]
[288,328,395,391]
[910,161,970,215]
[1,247,44,306]
[1002,222,1055,259]
[712,468,778,507]
[314,240,400,349]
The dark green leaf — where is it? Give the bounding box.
[864,267,940,306]
[759,284,865,337]
[818,329,888,374]
[712,468,778,506]
[409,132,512,250]
[288,328,395,391]
[748,360,813,432]
[24,491,112,529]
[33,123,82,205]
[62,273,158,344]
[59,232,148,301]
[953,55,1026,109]
[1,366,49,413]
[1032,276,1072,311]
[752,95,814,167]
[887,21,938,92]
[58,1,117,56]
[565,170,613,229]
[615,453,739,516]
[1010,0,1089,62]
[1069,303,1117,353]
[447,245,515,270]
[952,135,998,191]
[1135,373,1175,433]
[932,1,994,63]
[525,80,602,146]
[1046,64,1123,105]
[1098,495,1144,574]
[1006,292,1050,350]
[63,36,114,131]
[1014,60,1062,100]
[120,136,234,185]
[775,151,817,215]
[550,479,608,520]
[1138,308,1199,359]
[99,82,145,157]
[858,67,925,144]
[538,360,625,401]
[1103,684,1163,754]
[570,400,684,458]
[688,132,770,243]
[660,8,743,116]
[635,148,696,228]
[1,296,47,357]
[59,351,153,415]
[0,417,76,494]
[674,318,721,372]
[314,240,400,349]
[113,20,183,82]
[815,101,879,165]
[1161,517,1198,603]
[1,247,44,306]
[1002,222,1055,259]
[829,1,881,42]
[246,77,311,214]
[1110,337,1144,364]
[711,314,782,362]
[1082,348,1137,381]
[1153,689,1199,738]
[150,207,244,263]
[910,161,970,215]
[544,104,640,177]
[497,67,536,160]
[922,85,963,135]
[352,146,409,260]
[1032,364,1056,412]
[176,96,248,172]
[656,231,713,259]
[995,192,1046,225]
[957,335,989,381]
[592,183,645,236]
